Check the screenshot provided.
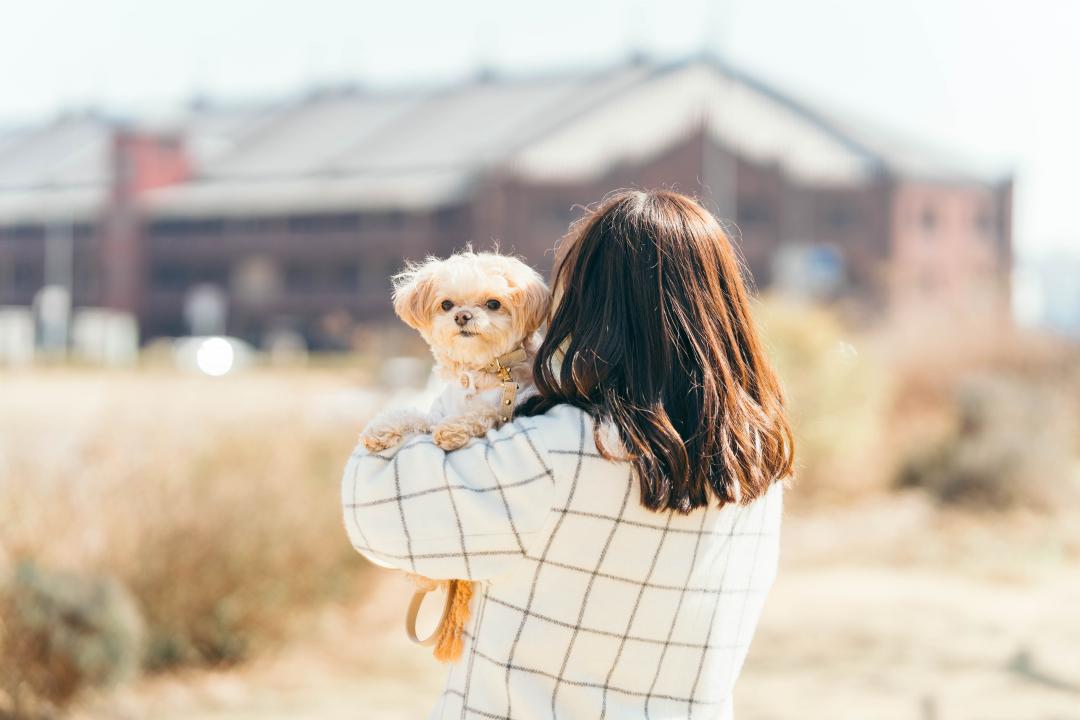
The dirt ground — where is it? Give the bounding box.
[76,495,1080,720]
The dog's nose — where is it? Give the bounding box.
[454,310,473,327]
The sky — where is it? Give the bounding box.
[2,0,1078,261]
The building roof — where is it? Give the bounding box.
[508,60,877,185]
[0,116,111,222]
[143,66,652,218]
[0,57,1001,223]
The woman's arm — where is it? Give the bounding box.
[341,415,558,580]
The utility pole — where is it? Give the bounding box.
[41,218,74,357]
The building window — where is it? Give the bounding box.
[541,200,578,229]
[827,204,857,231]
[74,260,98,299]
[149,219,225,237]
[0,223,91,243]
[287,214,360,234]
[150,264,227,291]
[433,206,465,231]
[152,265,189,290]
[285,264,315,292]
[150,220,179,237]
[2,224,46,242]
[975,208,994,238]
[333,264,360,291]
[285,262,359,292]
[72,223,95,241]
[360,211,406,232]
[13,260,40,290]
[921,206,937,233]
[737,199,773,227]
[229,217,283,235]
[361,256,403,292]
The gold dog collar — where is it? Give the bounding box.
[485,346,528,423]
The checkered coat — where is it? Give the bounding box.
[342,403,783,720]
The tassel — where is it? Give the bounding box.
[432,579,474,662]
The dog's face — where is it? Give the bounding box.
[392,251,549,366]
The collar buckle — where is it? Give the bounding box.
[485,346,527,422]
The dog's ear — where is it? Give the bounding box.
[392,263,437,331]
[508,269,550,336]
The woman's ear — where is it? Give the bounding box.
[392,265,436,331]
[510,273,551,336]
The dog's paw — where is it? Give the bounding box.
[432,423,472,451]
[361,427,404,453]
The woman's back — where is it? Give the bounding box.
[344,190,791,719]
[343,403,782,720]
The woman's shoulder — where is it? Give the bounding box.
[519,403,628,461]
[517,403,590,448]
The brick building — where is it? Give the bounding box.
[0,57,1012,350]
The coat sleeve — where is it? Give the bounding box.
[341,415,558,580]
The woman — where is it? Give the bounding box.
[342,190,793,720]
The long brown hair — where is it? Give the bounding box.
[520,190,793,512]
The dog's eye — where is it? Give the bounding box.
[485,299,501,311]
[440,300,454,312]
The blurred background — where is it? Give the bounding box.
[1,1,1078,718]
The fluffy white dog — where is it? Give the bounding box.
[362,250,549,453]
[359,249,549,662]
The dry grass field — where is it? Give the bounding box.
[67,500,1080,720]
[2,307,1079,719]
[69,496,1080,720]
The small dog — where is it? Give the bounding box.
[360,249,549,661]
[362,250,549,454]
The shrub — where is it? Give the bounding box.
[0,561,143,717]
[897,372,1079,510]
[115,427,364,669]
[754,297,893,504]
[0,370,371,675]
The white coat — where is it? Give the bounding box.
[342,403,783,720]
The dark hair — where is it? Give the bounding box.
[520,190,794,512]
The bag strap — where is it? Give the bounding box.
[405,583,455,646]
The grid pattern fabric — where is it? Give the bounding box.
[342,403,783,720]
